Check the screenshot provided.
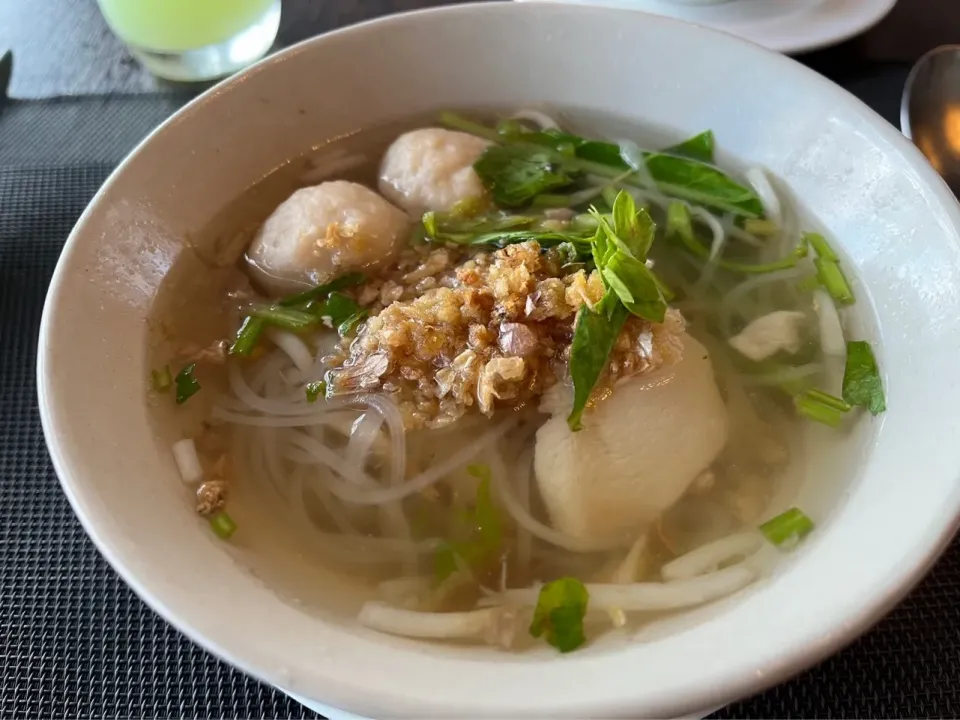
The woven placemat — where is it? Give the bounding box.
[2,93,960,719]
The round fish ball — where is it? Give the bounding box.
[534,334,729,549]
[378,128,490,216]
[246,180,410,296]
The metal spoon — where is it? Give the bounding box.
[0,50,11,110]
[902,45,960,195]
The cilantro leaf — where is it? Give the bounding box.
[473,145,574,207]
[842,340,886,415]
[529,577,589,653]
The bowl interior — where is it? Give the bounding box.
[39,3,960,718]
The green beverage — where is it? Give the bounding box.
[96,0,280,81]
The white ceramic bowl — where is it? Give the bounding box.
[38,3,960,718]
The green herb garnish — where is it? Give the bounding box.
[666,201,805,274]
[814,258,854,305]
[531,131,759,216]
[438,111,502,143]
[473,145,574,207]
[305,381,326,403]
[601,251,666,323]
[440,113,762,217]
[664,130,715,163]
[531,193,575,209]
[795,274,821,293]
[278,272,367,308]
[567,294,629,431]
[422,209,594,257]
[424,210,539,238]
[151,365,172,393]
[422,209,594,255]
[842,340,885,415]
[611,191,655,258]
[589,194,665,321]
[743,218,779,237]
[309,291,367,336]
[229,316,265,356]
[434,466,503,583]
[338,311,367,336]
[529,577,589,653]
[793,388,851,427]
[804,232,839,262]
[209,511,237,539]
[247,305,318,332]
[450,196,489,219]
[174,363,201,405]
[230,274,367,357]
[567,192,667,431]
[805,232,853,305]
[759,507,815,547]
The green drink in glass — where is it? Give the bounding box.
[96,0,281,82]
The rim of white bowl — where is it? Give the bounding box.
[38,3,960,718]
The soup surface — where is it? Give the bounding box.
[148,108,885,652]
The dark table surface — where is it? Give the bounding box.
[4,0,960,718]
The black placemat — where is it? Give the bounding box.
[3,92,960,719]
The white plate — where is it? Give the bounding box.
[513,0,897,54]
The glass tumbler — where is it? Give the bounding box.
[96,0,281,82]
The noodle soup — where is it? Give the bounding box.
[147,108,885,652]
